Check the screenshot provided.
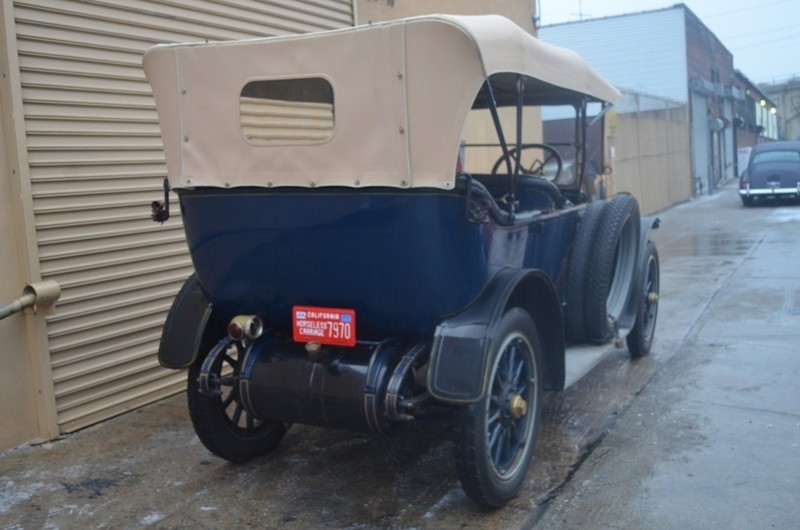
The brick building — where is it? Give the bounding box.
[762,77,800,142]
[539,3,747,195]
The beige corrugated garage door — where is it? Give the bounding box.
[7,0,353,433]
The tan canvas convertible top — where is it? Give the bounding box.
[143,14,620,190]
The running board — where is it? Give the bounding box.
[563,328,631,389]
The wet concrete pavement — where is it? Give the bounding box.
[538,184,800,530]
[2,182,799,529]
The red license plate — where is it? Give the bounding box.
[292,306,356,347]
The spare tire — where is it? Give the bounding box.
[565,200,607,341]
[583,194,641,343]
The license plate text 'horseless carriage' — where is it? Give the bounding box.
[144,15,660,509]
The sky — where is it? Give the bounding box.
[537,0,799,85]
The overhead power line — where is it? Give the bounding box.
[724,24,798,43]
[732,33,800,53]
[703,0,795,19]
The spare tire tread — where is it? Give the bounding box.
[583,195,640,343]
[565,200,607,341]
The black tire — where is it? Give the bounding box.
[565,200,607,341]
[741,195,754,207]
[627,241,660,358]
[583,194,641,343]
[188,335,288,463]
[455,308,543,509]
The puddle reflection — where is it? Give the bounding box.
[661,232,755,257]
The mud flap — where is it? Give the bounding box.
[158,275,213,369]
[427,268,564,403]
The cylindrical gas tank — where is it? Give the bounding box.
[238,337,407,434]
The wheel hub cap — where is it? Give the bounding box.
[509,394,527,420]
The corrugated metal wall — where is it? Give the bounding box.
[691,91,711,193]
[240,97,335,144]
[722,99,735,181]
[8,0,352,433]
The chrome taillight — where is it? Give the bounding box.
[228,315,263,341]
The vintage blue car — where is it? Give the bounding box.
[144,14,660,509]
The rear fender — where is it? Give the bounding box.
[158,274,215,369]
[427,268,565,403]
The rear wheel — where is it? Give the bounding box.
[627,241,660,358]
[188,338,288,463]
[455,308,543,508]
[741,195,754,207]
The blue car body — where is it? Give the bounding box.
[180,187,579,341]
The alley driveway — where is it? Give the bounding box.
[538,185,800,529]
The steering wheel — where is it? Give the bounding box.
[490,143,563,181]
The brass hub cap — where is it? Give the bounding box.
[509,394,528,420]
